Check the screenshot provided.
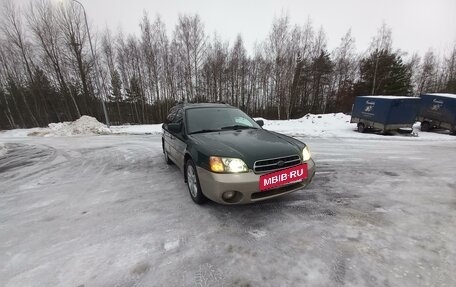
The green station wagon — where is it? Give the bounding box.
[162,103,316,204]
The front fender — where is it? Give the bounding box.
[185,143,210,171]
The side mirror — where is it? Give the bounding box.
[256,120,264,127]
[168,122,182,133]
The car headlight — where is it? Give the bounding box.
[302,146,311,161]
[209,156,248,173]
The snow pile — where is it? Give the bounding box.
[49,116,111,136]
[48,116,111,136]
[28,116,111,137]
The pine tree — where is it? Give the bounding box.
[109,70,123,123]
[310,50,333,112]
[125,76,144,122]
[444,47,456,93]
[110,70,123,102]
[30,68,60,123]
[358,49,412,96]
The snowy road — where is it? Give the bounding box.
[0,135,455,286]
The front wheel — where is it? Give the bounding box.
[421,121,431,132]
[185,159,206,204]
[357,123,365,133]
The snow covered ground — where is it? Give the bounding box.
[0,116,111,137]
[0,132,455,286]
[1,113,454,140]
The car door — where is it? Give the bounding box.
[163,107,178,161]
[171,108,187,170]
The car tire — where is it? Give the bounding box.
[185,159,206,204]
[421,121,431,132]
[357,123,365,133]
[162,141,173,164]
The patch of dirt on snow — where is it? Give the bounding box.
[29,116,111,137]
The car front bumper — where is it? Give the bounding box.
[196,159,316,204]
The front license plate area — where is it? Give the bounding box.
[259,163,308,191]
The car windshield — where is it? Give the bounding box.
[186,107,260,134]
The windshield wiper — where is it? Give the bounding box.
[189,129,221,135]
[220,125,257,130]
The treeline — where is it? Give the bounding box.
[1,0,455,129]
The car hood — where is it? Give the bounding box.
[189,128,303,168]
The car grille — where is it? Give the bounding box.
[253,155,301,173]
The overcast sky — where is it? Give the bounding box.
[17,0,456,57]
